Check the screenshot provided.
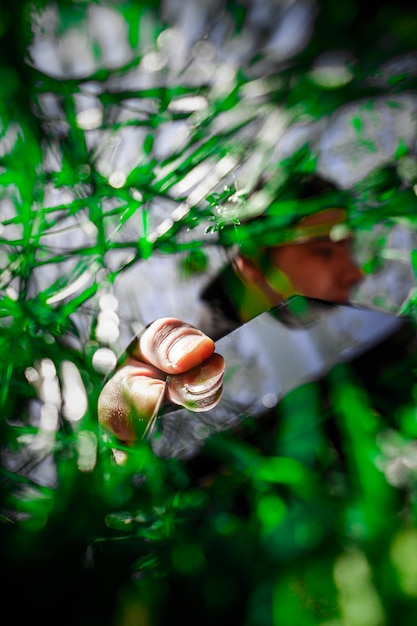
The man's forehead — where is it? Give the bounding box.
[303,234,354,246]
[271,234,352,251]
[219,203,352,252]
[269,209,351,246]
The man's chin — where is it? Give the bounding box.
[325,291,351,304]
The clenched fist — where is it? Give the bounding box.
[98,318,225,444]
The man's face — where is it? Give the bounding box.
[268,237,363,304]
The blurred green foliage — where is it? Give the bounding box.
[2,0,417,625]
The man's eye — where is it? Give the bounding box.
[312,245,333,258]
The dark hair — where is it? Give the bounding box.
[297,175,338,199]
[217,175,348,253]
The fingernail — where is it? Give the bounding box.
[167,335,205,365]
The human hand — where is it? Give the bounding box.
[97,318,225,444]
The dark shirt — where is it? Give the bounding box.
[198,263,243,340]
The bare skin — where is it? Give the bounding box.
[270,238,363,304]
[234,238,363,312]
[97,238,363,445]
[98,318,225,444]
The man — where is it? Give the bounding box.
[98,176,363,445]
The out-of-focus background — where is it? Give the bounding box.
[2,1,417,625]
[3,0,417,352]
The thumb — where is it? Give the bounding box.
[133,318,215,374]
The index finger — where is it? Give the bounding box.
[130,318,215,375]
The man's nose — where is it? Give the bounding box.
[337,242,364,286]
[345,258,364,287]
